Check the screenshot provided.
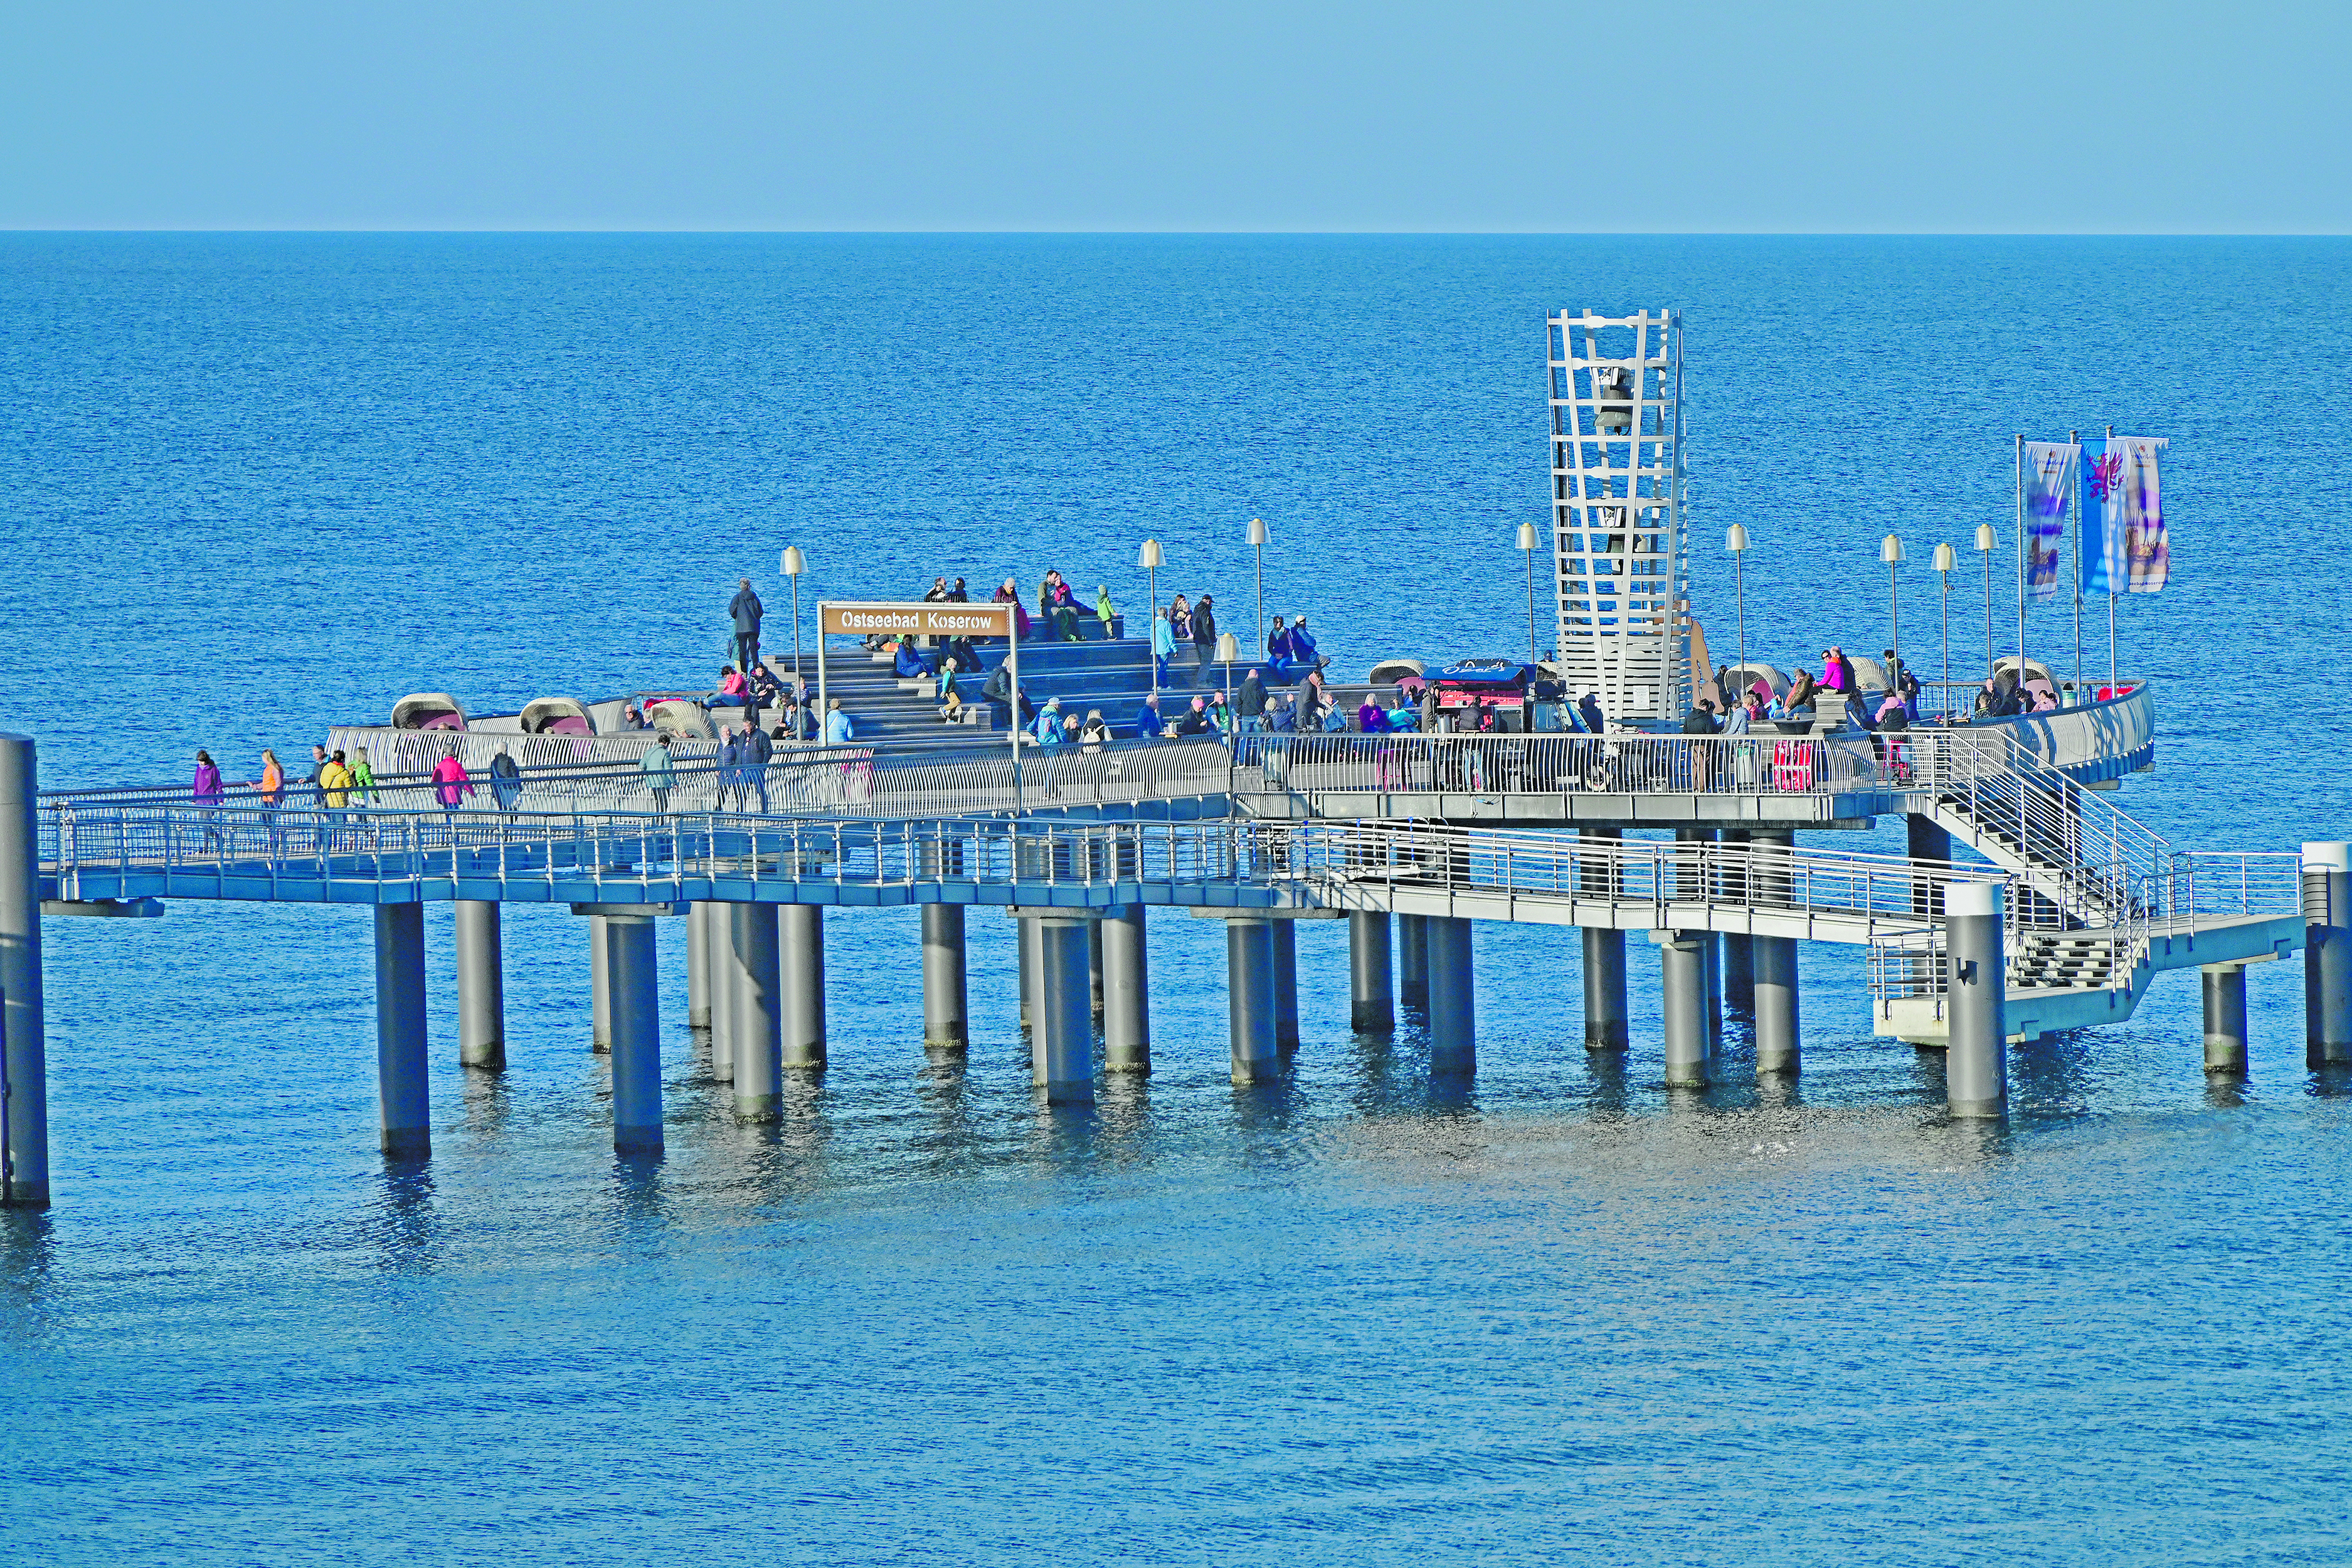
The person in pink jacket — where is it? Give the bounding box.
[433,749,475,819]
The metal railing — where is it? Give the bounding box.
[1232,731,1885,798]
[43,798,2020,945]
[39,738,1241,824]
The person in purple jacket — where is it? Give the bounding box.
[191,750,225,852]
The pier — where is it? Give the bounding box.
[2,307,2334,1206]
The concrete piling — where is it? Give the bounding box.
[921,903,969,1052]
[729,902,783,1120]
[709,906,736,1083]
[1100,906,1151,1074]
[1397,913,1429,1007]
[2202,963,2249,1078]
[373,903,430,1158]
[780,903,826,1070]
[687,900,713,1029]
[1583,928,1628,1052]
[1227,917,1279,1084]
[1425,915,1475,1078]
[1348,909,1393,1033]
[1945,879,2008,1117]
[588,913,612,1053]
[454,899,505,1070]
[0,734,50,1205]
[603,914,664,1155]
[2305,842,2351,1069]
[1660,931,1711,1088]
[1753,935,1801,1075]
[1032,916,1094,1103]
[1272,919,1300,1055]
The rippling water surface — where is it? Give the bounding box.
[3,235,2349,1563]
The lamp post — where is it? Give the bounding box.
[1725,523,1750,677]
[1247,517,1269,652]
[1880,534,1905,703]
[1933,543,1956,723]
[780,546,807,684]
[1138,538,1163,699]
[1515,522,1540,665]
[1974,523,1996,684]
[1215,631,1242,758]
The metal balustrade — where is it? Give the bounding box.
[43,798,2019,945]
[1232,731,1883,798]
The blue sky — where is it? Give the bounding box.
[4,1,2346,231]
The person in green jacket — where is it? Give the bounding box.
[1095,584,1117,637]
[640,734,677,812]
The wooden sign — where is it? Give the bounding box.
[818,600,1013,638]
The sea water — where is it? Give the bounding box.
[1,235,2348,1563]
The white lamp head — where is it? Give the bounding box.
[781,546,806,577]
[1137,539,1163,569]
[1215,631,1240,662]
[1516,522,1537,551]
[1246,517,1269,547]
[1974,524,1997,553]
[1725,523,1750,553]
[1933,542,1957,573]
[1880,534,1905,565]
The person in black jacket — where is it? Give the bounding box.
[1192,595,1218,669]
[728,579,763,675]
[741,722,773,812]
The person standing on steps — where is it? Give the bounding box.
[729,579,764,676]
[1236,669,1266,733]
[1150,602,1176,691]
[1192,593,1217,671]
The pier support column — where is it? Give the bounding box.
[374,903,430,1158]
[687,901,713,1029]
[454,899,505,1070]
[1032,916,1094,1104]
[1753,936,1801,1076]
[1348,910,1393,1034]
[1397,913,1429,1008]
[2202,963,2250,1078]
[603,915,664,1155]
[1909,814,1952,919]
[708,906,736,1083]
[1946,881,2008,1118]
[0,734,48,1205]
[588,914,612,1053]
[1673,828,1721,1054]
[2305,843,2352,1069]
[1425,915,1475,1078]
[921,904,969,1053]
[1272,918,1300,1056]
[1089,920,1106,1023]
[1101,906,1151,1075]
[1227,917,1279,1084]
[780,904,827,1071]
[1660,931,1710,1089]
[1018,914,1041,1034]
[1584,928,1628,1052]
[1720,830,1754,1012]
[728,902,782,1119]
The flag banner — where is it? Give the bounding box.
[2117,435,2164,595]
[2082,445,2125,593]
[2023,441,2079,601]
[2082,437,2169,594]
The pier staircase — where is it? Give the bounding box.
[764,630,1285,753]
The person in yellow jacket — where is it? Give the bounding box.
[319,750,355,847]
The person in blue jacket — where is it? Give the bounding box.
[1134,693,1165,739]
[893,640,936,679]
[1034,697,1066,746]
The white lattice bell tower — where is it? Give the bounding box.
[1546,309,1689,723]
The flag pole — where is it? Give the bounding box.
[2070,428,2083,706]
[2014,434,2026,692]
[2117,425,2136,700]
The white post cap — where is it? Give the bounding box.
[2302,842,2351,872]
[1946,879,2004,917]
